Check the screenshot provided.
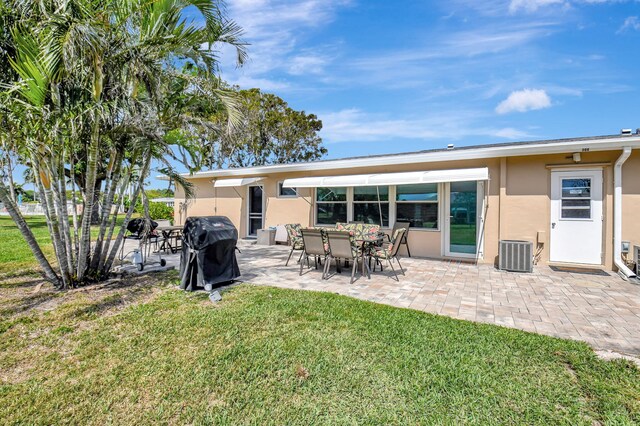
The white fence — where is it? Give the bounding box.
[0,202,81,216]
[151,197,175,208]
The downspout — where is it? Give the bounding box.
[613,147,636,280]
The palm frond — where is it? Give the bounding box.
[157,162,194,199]
[8,27,50,107]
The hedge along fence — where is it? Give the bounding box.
[135,202,174,224]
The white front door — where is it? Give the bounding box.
[550,169,603,265]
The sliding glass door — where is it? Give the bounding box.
[445,181,478,257]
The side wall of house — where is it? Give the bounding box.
[622,150,640,266]
[174,181,246,235]
[173,149,640,269]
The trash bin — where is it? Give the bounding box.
[256,228,276,245]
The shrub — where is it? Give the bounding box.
[133,202,174,223]
[147,202,174,222]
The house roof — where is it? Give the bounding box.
[178,132,640,179]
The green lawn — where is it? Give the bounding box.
[0,216,55,274]
[1,273,638,425]
[0,216,128,276]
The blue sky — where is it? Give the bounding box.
[213,0,640,159]
[10,1,640,190]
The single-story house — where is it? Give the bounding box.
[150,197,175,208]
[172,132,640,278]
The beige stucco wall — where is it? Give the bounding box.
[622,150,640,261]
[176,160,501,261]
[173,184,246,233]
[502,151,606,268]
[174,149,640,270]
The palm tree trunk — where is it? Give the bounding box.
[76,118,101,280]
[69,157,80,258]
[36,160,72,288]
[54,153,75,275]
[90,150,122,271]
[0,180,60,284]
[103,150,151,274]
[97,173,130,273]
[6,155,17,204]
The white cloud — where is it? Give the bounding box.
[287,55,329,75]
[618,16,640,33]
[509,0,567,13]
[508,0,631,14]
[495,89,552,114]
[218,0,350,90]
[353,22,555,65]
[509,0,568,13]
[448,0,520,17]
[345,22,557,91]
[320,108,531,143]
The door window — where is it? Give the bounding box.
[561,178,591,219]
[448,181,477,255]
[248,186,263,235]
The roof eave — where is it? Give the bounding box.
[168,135,640,180]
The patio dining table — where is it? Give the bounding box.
[332,231,384,278]
[301,226,385,278]
[156,225,183,253]
[356,233,385,276]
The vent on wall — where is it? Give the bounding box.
[634,245,640,275]
[499,240,533,273]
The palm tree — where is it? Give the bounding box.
[1,0,246,287]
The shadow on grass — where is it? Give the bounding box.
[69,294,127,318]
[1,270,177,324]
[63,271,177,319]
[0,278,49,289]
[0,216,49,229]
[0,291,62,317]
[0,269,45,281]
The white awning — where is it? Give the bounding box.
[213,177,264,188]
[282,167,489,188]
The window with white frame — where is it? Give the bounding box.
[316,187,347,224]
[560,178,591,219]
[395,183,439,229]
[278,181,297,198]
[352,186,389,226]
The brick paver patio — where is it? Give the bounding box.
[235,243,640,355]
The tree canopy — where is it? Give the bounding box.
[0,0,246,287]
[176,88,327,170]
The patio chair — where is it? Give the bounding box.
[300,228,330,277]
[372,228,407,281]
[385,221,411,257]
[284,223,304,266]
[325,230,369,283]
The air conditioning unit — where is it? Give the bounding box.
[634,245,640,275]
[499,240,533,273]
